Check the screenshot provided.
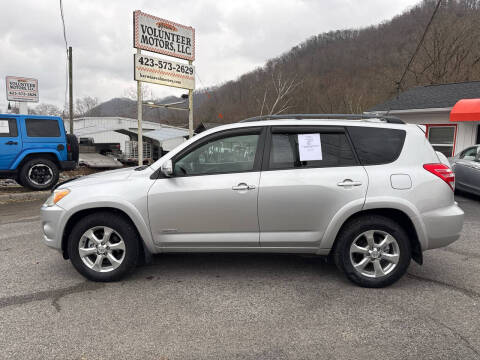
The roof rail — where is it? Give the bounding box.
[238,114,405,124]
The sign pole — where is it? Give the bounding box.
[137,48,143,166]
[188,60,194,138]
[68,46,74,134]
[18,102,28,115]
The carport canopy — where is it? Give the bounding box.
[450,99,480,122]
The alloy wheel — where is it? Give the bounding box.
[78,226,126,273]
[349,230,400,278]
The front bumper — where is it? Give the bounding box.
[422,202,464,250]
[40,203,66,251]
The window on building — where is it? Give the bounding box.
[427,125,456,157]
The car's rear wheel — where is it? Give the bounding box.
[19,158,59,190]
[333,215,411,288]
[68,212,139,282]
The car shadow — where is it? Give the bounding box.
[132,253,342,281]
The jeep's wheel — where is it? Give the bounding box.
[68,212,139,282]
[19,158,59,190]
[334,215,411,288]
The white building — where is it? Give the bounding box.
[366,82,480,157]
[64,117,188,152]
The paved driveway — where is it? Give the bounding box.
[0,195,479,359]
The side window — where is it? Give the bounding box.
[347,126,406,165]
[460,147,478,161]
[0,119,18,137]
[25,119,60,137]
[174,133,260,176]
[269,128,356,169]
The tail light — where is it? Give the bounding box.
[423,163,455,190]
[67,144,71,152]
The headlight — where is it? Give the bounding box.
[44,189,70,207]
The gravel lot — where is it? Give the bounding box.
[0,194,479,359]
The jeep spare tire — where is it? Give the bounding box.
[66,134,79,163]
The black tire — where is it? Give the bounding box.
[333,215,411,288]
[68,212,139,282]
[66,134,79,163]
[19,158,59,190]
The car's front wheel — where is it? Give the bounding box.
[333,215,411,288]
[68,212,139,282]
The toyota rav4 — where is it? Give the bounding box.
[40,114,464,287]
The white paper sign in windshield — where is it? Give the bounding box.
[298,133,322,161]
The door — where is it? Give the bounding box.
[258,126,368,248]
[0,118,21,170]
[148,128,265,248]
[455,146,480,194]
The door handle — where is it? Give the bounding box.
[337,179,362,187]
[232,183,256,191]
[5,141,17,145]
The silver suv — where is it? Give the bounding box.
[41,115,464,287]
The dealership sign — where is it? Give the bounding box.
[133,10,195,61]
[134,53,195,90]
[6,76,39,102]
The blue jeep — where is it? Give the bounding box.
[0,114,79,190]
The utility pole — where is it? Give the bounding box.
[137,48,143,165]
[68,46,74,134]
[188,60,194,138]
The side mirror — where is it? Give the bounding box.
[160,159,173,177]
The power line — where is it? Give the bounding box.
[59,0,68,50]
[195,71,224,120]
[395,0,442,96]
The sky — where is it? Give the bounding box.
[0,0,420,112]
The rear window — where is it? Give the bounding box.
[268,127,357,169]
[25,119,60,137]
[347,126,406,165]
[0,119,18,137]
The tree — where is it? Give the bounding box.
[30,103,62,116]
[258,72,302,115]
[123,85,153,101]
[75,96,99,117]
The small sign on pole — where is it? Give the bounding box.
[6,76,39,102]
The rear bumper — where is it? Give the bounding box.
[421,202,464,250]
[60,160,77,171]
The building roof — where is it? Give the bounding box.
[142,127,188,142]
[369,81,480,112]
[68,117,164,136]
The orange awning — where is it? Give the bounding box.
[450,99,480,122]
